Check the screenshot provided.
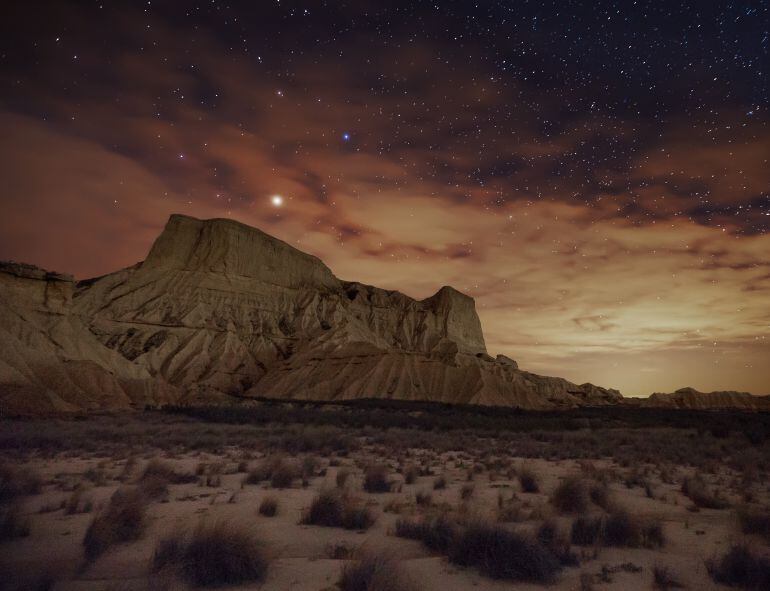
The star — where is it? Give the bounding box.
[270,195,284,207]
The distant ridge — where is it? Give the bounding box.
[635,387,770,410]
[1,214,762,414]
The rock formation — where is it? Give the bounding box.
[1,214,626,414]
[640,387,770,411]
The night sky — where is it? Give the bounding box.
[0,1,768,396]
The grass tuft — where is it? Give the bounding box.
[339,552,414,591]
[448,521,562,583]
[258,496,279,517]
[83,488,147,562]
[707,544,770,590]
[551,477,589,513]
[363,465,391,493]
[301,490,375,530]
[653,565,685,589]
[519,466,540,493]
[152,521,269,587]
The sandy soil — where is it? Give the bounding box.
[2,440,767,591]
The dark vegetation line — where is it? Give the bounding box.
[165,400,770,441]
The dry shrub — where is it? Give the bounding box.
[0,502,30,541]
[270,461,297,489]
[737,505,770,542]
[571,510,664,549]
[415,490,432,507]
[519,466,540,493]
[243,456,295,487]
[0,463,42,502]
[301,490,375,530]
[604,510,665,548]
[152,521,269,587]
[83,487,147,562]
[551,477,589,513]
[302,455,320,478]
[394,514,456,553]
[432,475,447,490]
[339,552,414,591]
[537,520,579,566]
[141,459,195,484]
[707,544,770,590]
[363,465,391,493]
[258,496,278,517]
[327,541,355,559]
[449,521,562,583]
[681,475,729,510]
[653,565,685,589]
[460,483,475,501]
[336,469,351,488]
[0,563,58,591]
[497,500,526,523]
[403,465,418,485]
[588,481,611,510]
[139,459,195,501]
[64,487,93,515]
[396,515,562,582]
[571,515,604,546]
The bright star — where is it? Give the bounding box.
[342,132,351,141]
[271,194,284,207]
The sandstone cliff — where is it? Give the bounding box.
[3,214,625,413]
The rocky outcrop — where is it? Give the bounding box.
[1,214,624,414]
[640,387,770,411]
[0,262,178,415]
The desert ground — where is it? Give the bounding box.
[1,403,769,591]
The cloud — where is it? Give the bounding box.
[0,4,768,397]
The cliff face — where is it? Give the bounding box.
[0,263,177,414]
[1,214,623,414]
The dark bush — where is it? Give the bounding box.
[336,469,350,488]
[571,516,604,546]
[653,565,685,589]
[363,465,391,493]
[270,462,298,489]
[519,466,540,493]
[681,476,729,510]
[0,502,30,541]
[415,490,432,507]
[537,520,578,566]
[448,522,562,583]
[152,521,269,587]
[301,490,375,530]
[258,496,278,517]
[551,477,589,513]
[339,552,413,591]
[571,511,664,549]
[243,456,296,488]
[0,463,42,502]
[394,515,457,553]
[83,488,147,562]
[604,511,641,547]
[588,481,611,510]
[737,505,770,542]
[707,544,770,590]
[433,476,447,490]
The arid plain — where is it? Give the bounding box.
[2,404,769,591]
